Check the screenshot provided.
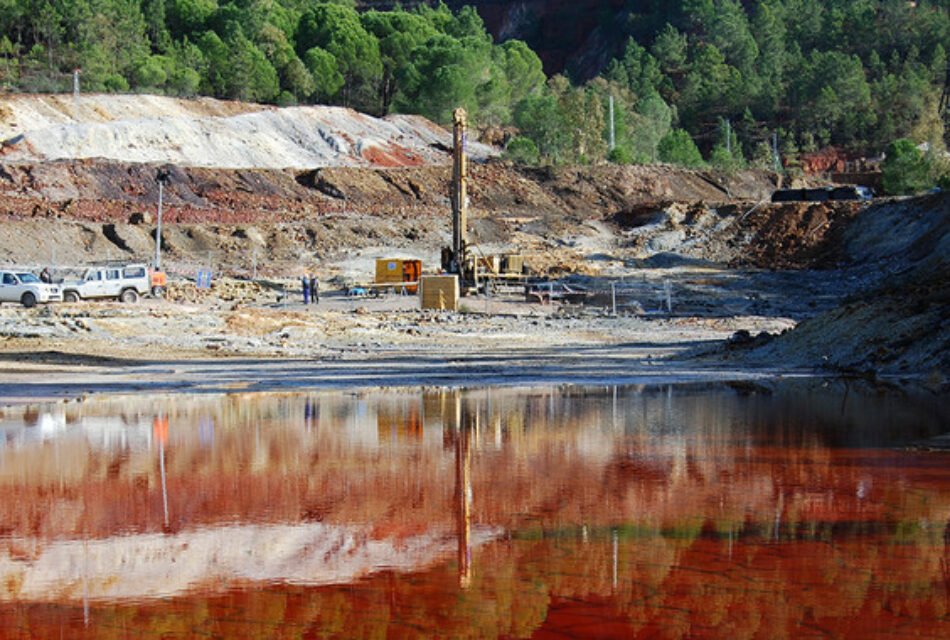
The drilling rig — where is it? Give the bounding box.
[442,107,529,295]
[441,107,474,289]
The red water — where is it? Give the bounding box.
[0,384,946,638]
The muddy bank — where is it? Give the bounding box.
[0,347,800,406]
[728,194,950,382]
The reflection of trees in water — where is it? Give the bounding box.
[0,385,948,636]
[5,527,947,638]
[2,380,941,451]
[0,386,947,541]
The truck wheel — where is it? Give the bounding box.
[20,292,36,308]
[120,289,139,304]
[151,285,165,298]
[63,291,79,303]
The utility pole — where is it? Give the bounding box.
[940,58,950,142]
[772,131,780,171]
[155,180,163,270]
[609,95,615,151]
[73,69,80,121]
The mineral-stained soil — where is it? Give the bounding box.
[0,94,945,390]
[739,194,950,379]
[0,154,790,276]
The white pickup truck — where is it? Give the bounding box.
[0,271,62,307]
[61,264,152,303]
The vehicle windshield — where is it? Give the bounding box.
[17,273,40,283]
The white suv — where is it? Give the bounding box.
[0,271,62,307]
[61,264,152,303]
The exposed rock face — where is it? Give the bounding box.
[743,194,950,379]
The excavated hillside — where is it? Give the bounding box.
[0,93,793,278]
[0,94,945,382]
[0,94,787,274]
[741,194,950,378]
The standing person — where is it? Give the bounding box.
[301,274,310,304]
[39,267,51,283]
[309,274,318,304]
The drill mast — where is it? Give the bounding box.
[450,107,468,274]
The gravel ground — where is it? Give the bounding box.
[0,293,793,359]
[0,266,815,406]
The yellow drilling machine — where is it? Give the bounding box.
[440,108,529,296]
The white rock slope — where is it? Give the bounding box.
[0,94,495,169]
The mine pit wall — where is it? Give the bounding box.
[0,158,818,275]
[722,200,866,269]
[741,193,950,378]
[0,160,778,219]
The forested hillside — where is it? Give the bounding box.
[0,1,948,186]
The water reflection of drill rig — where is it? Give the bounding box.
[373,386,602,589]
[379,390,478,587]
[443,390,474,589]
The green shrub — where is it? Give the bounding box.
[167,68,200,97]
[607,146,633,164]
[881,138,930,195]
[504,136,540,165]
[134,57,167,89]
[103,74,130,92]
[658,128,704,167]
[276,91,297,107]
